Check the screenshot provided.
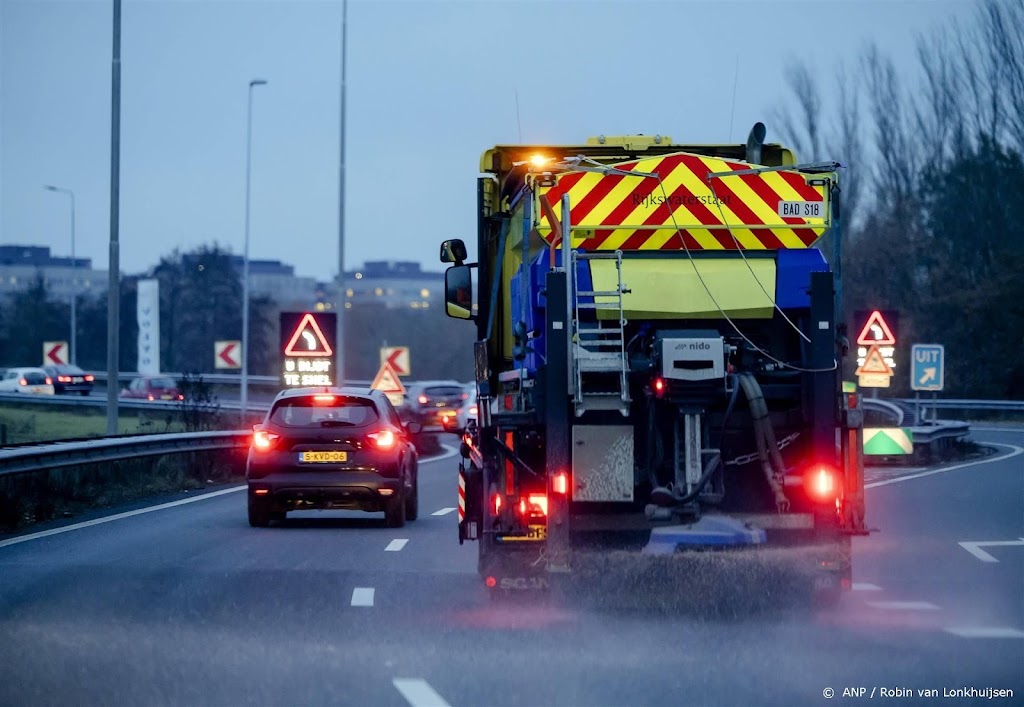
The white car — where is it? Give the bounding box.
[0,367,56,395]
[441,383,478,434]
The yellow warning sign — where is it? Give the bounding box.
[371,361,406,395]
[856,344,894,377]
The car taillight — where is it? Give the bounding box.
[418,395,428,405]
[313,394,335,404]
[58,375,71,383]
[18,378,27,386]
[253,430,280,451]
[469,405,478,415]
[45,377,53,385]
[807,465,838,501]
[85,375,95,382]
[552,471,569,495]
[178,394,184,400]
[147,394,155,401]
[368,429,396,450]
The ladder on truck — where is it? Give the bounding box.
[570,250,630,417]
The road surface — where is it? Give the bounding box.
[1,429,1021,706]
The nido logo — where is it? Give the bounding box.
[675,341,711,351]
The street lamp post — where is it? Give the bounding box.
[44,185,77,365]
[241,78,268,424]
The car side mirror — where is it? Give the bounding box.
[440,239,468,264]
[444,265,474,320]
[406,421,423,435]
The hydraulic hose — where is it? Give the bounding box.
[738,373,790,512]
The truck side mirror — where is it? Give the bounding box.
[440,239,468,264]
[444,265,474,320]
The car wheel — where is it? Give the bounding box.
[385,490,406,528]
[405,475,419,521]
[248,497,272,528]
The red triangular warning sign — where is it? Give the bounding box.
[856,310,895,346]
[856,344,894,376]
[284,313,334,356]
[371,362,406,394]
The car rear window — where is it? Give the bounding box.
[150,377,176,388]
[270,396,380,427]
[23,372,48,384]
[424,386,464,398]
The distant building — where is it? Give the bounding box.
[0,245,107,303]
[322,260,444,311]
[226,256,319,310]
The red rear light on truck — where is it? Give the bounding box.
[253,429,280,451]
[368,429,396,450]
[491,492,502,515]
[807,465,838,501]
[518,493,548,517]
[552,472,569,495]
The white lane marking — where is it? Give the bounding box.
[867,601,940,611]
[0,485,246,550]
[385,539,408,552]
[945,627,1024,639]
[852,583,882,591]
[958,538,1024,563]
[419,443,459,463]
[968,426,1024,433]
[350,587,375,607]
[431,507,456,516]
[393,678,452,707]
[865,444,1023,489]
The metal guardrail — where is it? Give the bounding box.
[909,420,972,444]
[0,430,251,477]
[0,392,271,414]
[86,371,373,387]
[861,398,905,426]
[894,398,1024,412]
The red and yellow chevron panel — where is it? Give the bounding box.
[535,151,832,251]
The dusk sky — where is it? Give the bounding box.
[2,0,969,282]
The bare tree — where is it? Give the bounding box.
[773,61,824,161]
[861,43,920,208]
[832,59,865,227]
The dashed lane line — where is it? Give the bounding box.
[393,678,452,707]
[945,627,1024,639]
[867,601,940,611]
[385,539,408,552]
[351,588,375,607]
[431,507,456,516]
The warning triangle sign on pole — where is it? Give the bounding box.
[856,310,896,346]
[284,313,334,356]
[856,344,894,376]
[371,361,406,395]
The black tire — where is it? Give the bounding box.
[404,476,419,521]
[269,511,286,523]
[248,497,272,528]
[385,490,406,528]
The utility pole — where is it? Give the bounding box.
[336,0,347,384]
[106,0,122,435]
[241,78,268,423]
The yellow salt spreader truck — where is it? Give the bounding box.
[441,124,870,607]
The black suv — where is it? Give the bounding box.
[43,364,95,396]
[247,387,421,528]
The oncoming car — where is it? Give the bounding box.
[246,387,422,528]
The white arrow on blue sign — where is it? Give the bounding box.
[911,344,944,392]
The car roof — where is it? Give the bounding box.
[12,367,47,374]
[272,386,383,403]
